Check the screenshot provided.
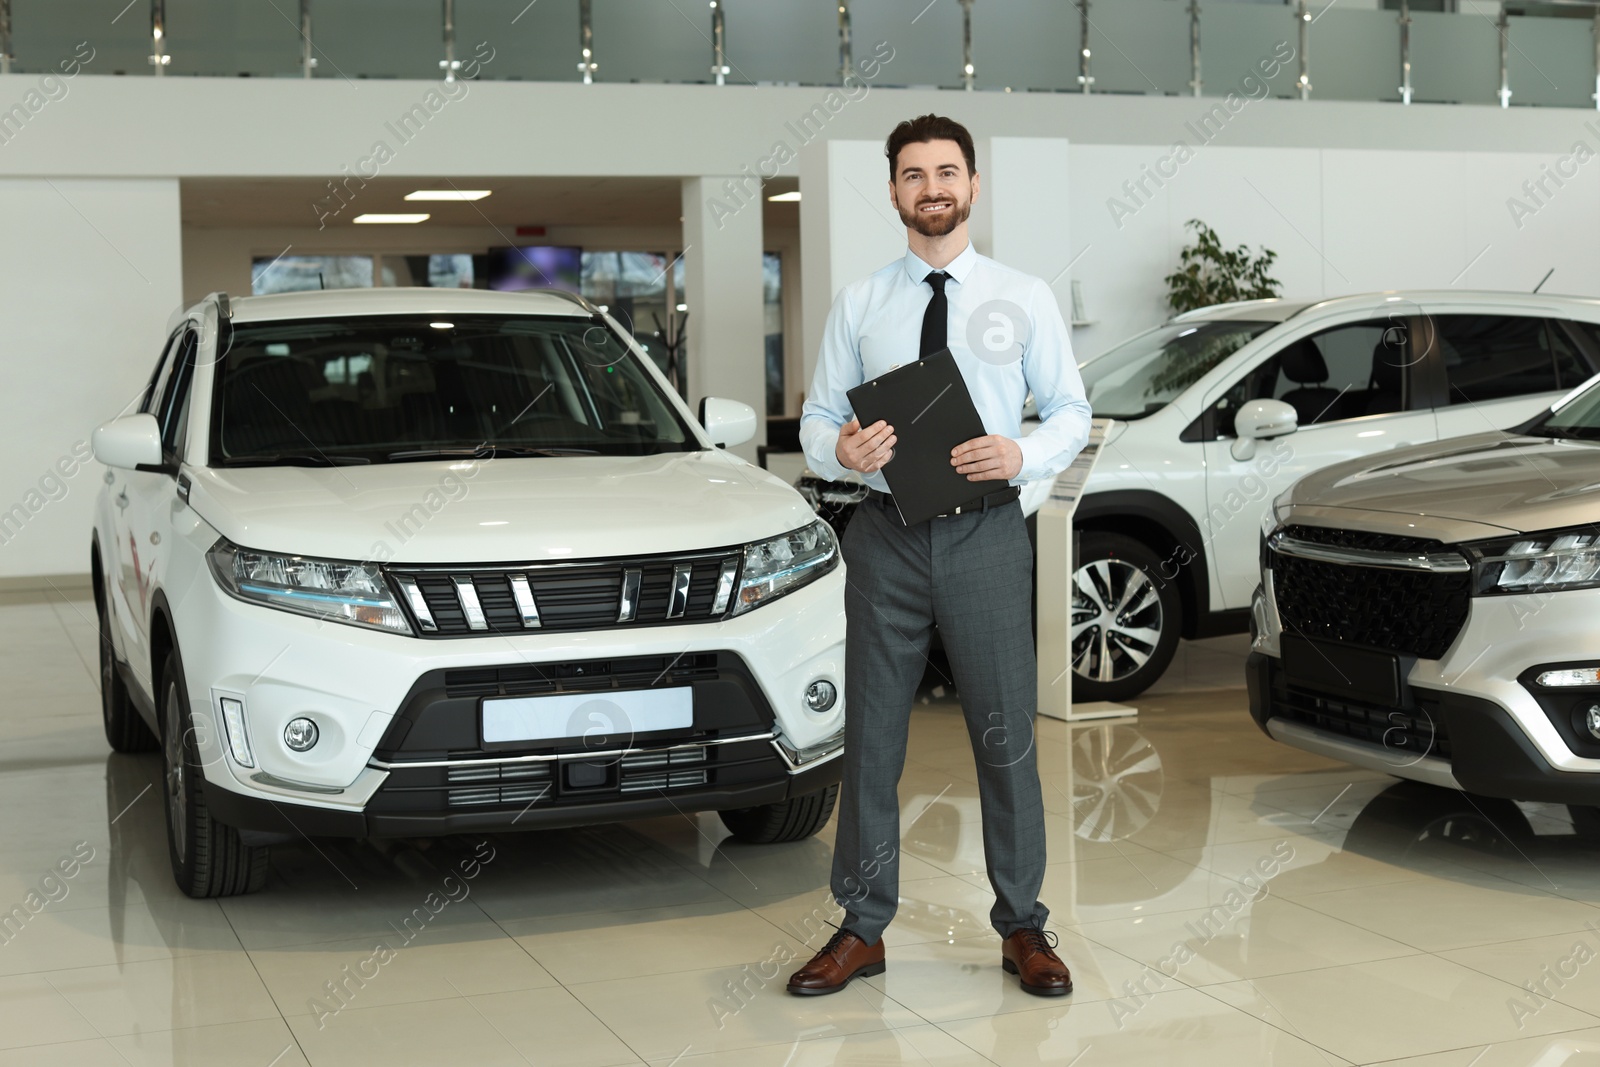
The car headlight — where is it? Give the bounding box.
[732,520,839,615]
[1470,527,1600,595]
[207,539,412,633]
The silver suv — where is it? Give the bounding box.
[1250,373,1600,803]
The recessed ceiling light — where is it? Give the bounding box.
[352,213,430,224]
[767,191,801,202]
[405,190,492,201]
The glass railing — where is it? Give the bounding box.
[1,0,1597,111]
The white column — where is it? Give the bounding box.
[0,178,183,583]
[680,175,766,463]
[798,139,906,396]
[977,137,1074,313]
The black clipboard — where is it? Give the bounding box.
[846,348,1009,526]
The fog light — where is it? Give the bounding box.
[805,679,837,712]
[284,717,319,752]
[1539,667,1600,688]
[1586,705,1600,741]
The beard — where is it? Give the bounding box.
[896,194,970,237]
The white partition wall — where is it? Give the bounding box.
[798,139,908,391]
[681,176,767,464]
[0,178,184,583]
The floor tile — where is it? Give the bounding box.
[287,987,642,1067]
[937,984,1351,1065]
[107,1018,312,1067]
[248,919,557,1016]
[640,1022,985,1066]
[45,952,280,1035]
[1072,893,1418,987]
[859,924,1153,1023]
[1207,954,1600,1063]
[1290,873,1600,952]
[567,958,921,1061]
[0,973,103,1051]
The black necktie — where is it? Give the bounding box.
[919,270,949,359]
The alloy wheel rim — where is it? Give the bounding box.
[163,684,187,862]
[1070,558,1163,684]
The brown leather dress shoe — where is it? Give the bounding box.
[786,927,886,996]
[1002,925,1072,996]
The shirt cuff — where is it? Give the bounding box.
[1015,434,1050,483]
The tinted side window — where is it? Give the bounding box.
[1213,319,1408,434]
[140,328,185,415]
[157,331,198,463]
[1437,315,1583,404]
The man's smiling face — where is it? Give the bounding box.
[889,138,978,238]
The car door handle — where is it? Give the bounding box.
[115,490,129,510]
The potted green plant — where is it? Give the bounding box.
[1164,220,1281,314]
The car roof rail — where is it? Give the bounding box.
[534,288,606,317]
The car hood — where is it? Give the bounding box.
[1282,432,1600,539]
[186,451,817,564]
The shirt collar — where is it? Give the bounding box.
[903,241,978,287]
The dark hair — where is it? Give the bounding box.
[885,114,977,181]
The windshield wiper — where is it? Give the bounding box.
[385,445,601,461]
[221,453,372,467]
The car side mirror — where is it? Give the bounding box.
[698,397,757,449]
[1231,399,1297,462]
[92,413,164,471]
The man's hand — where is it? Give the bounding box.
[952,435,1022,481]
[836,418,896,473]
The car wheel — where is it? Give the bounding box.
[99,596,156,753]
[719,783,839,844]
[160,648,269,898]
[1070,532,1182,703]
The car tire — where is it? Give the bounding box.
[99,596,156,753]
[1070,532,1182,704]
[719,783,839,844]
[160,648,269,898]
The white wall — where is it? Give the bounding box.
[1065,142,1600,360]
[0,178,184,582]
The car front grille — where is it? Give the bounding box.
[386,549,741,637]
[1275,682,1452,762]
[1271,525,1472,660]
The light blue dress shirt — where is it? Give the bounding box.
[800,241,1093,494]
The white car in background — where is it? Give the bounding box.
[91,288,846,898]
[802,290,1600,701]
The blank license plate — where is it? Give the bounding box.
[481,687,694,745]
[1280,635,1403,707]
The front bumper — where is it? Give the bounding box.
[168,551,847,837]
[1249,567,1600,805]
[207,744,843,838]
[1248,651,1600,806]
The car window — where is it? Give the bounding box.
[1212,318,1408,433]
[157,330,199,464]
[140,327,186,415]
[1078,320,1274,420]
[209,314,699,465]
[1436,314,1587,404]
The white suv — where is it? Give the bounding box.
[91,288,846,897]
[1070,290,1600,700]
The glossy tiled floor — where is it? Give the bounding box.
[11,593,1600,1066]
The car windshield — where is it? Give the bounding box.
[1079,320,1275,419]
[208,314,699,466]
[1525,376,1600,440]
